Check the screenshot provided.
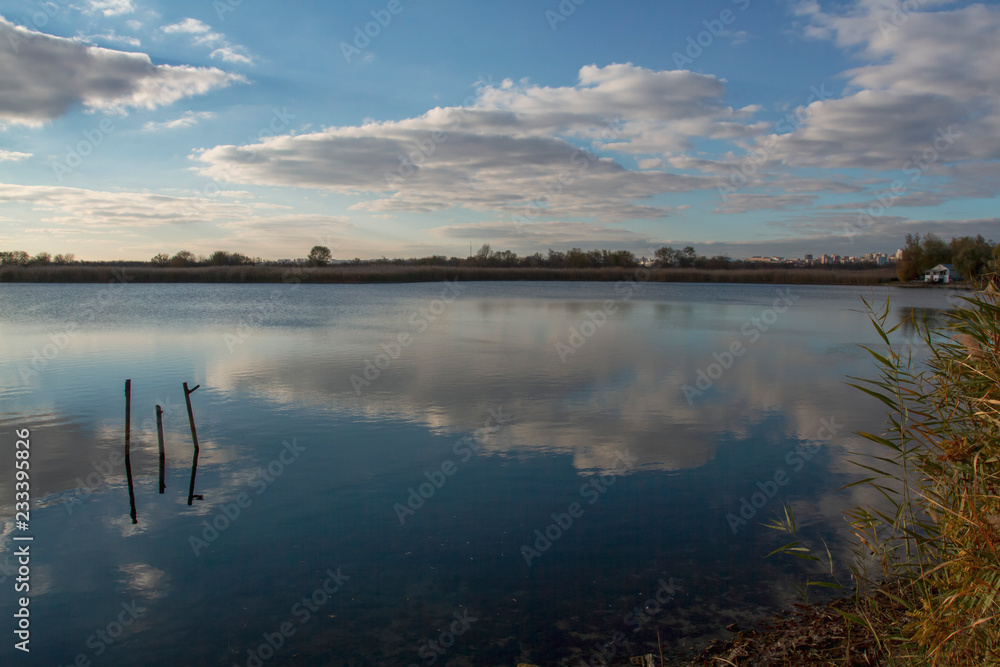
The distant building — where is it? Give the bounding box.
[804,254,813,262]
[924,263,961,284]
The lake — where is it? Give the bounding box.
[0,279,956,666]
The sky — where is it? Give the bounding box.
[0,0,998,261]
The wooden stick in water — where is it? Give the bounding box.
[156,404,165,494]
[125,379,137,524]
[184,382,202,505]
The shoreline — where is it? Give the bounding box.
[0,265,902,286]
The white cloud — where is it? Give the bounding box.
[162,18,212,35]
[0,16,246,127]
[86,0,134,17]
[142,110,215,132]
[75,30,141,48]
[769,1,1000,169]
[161,18,255,66]
[194,64,754,221]
[210,46,253,65]
[0,149,31,162]
[429,220,659,251]
[713,193,817,214]
[637,158,663,169]
[0,183,280,227]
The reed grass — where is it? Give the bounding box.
[0,264,897,285]
[761,279,999,665]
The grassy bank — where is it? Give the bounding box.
[0,264,897,285]
[681,279,1000,666]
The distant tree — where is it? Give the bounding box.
[31,252,52,265]
[678,246,697,268]
[897,233,925,281]
[546,249,566,268]
[0,251,29,265]
[473,243,493,265]
[308,245,332,267]
[922,234,951,268]
[992,244,1000,272]
[170,250,196,267]
[487,250,514,267]
[950,235,994,282]
[565,247,589,269]
[151,253,170,267]
[654,246,679,267]
[606,250,637,268]
[522,252,545,268]
[53,253,75,264]
[704,255,731,270]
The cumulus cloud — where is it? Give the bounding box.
[0,16,246,127]
[194,64,754,221]
[0,149,31,162]
[161,17,255,66]
[75,30,141,48]
[85,0,134,17]
[768,1,1000,169]
[142,110,215,132]
[162,18,212,35]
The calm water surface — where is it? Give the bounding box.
[0,281,955,665]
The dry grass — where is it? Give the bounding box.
[0,264,897,285]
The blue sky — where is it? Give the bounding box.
[0,0,997,261]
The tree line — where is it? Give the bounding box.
[896,234,999,282]
[11,236,996,277]
[0,251,75,266]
